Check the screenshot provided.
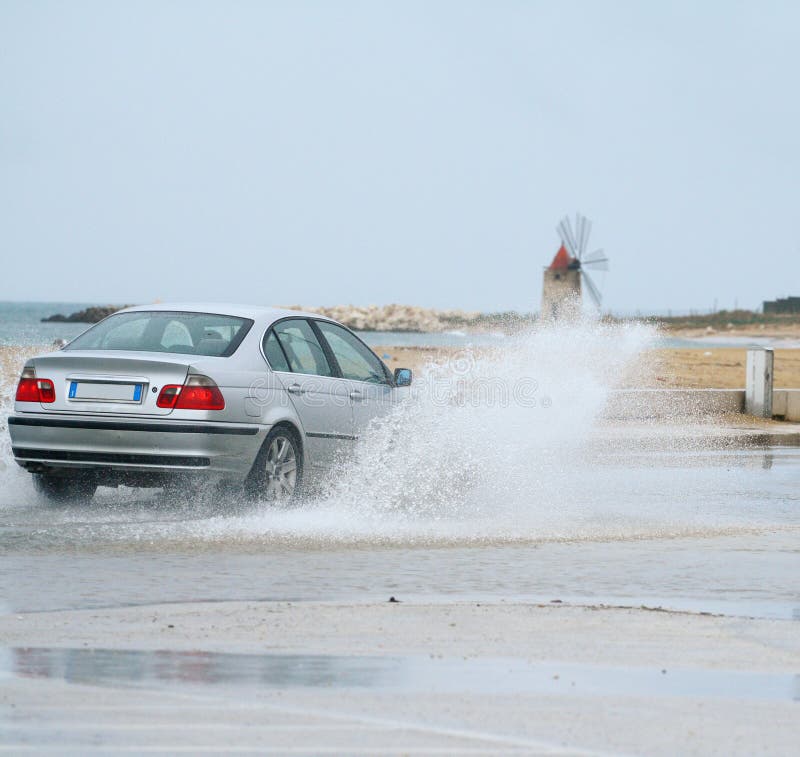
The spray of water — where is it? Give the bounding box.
[2,325,791,546]
[0,345,45,497]
[329,318,653,515]
[196,318,694,543]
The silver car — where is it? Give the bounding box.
[8,304,412,502]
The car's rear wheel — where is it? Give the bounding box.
[32,473,98,502]
[246,427,303,503]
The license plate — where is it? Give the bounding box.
[68,381,143,403]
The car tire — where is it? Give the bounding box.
[33,473,98,503]
[245,426,303,504]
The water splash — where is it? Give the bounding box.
[198,318,708,543]
[2,324,794,547]
[328,318,654,518]
[0,345,44,493]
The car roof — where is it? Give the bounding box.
[118,303,331,325]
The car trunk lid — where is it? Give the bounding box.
[29,351,194,416]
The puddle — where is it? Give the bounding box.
[2,324,799,625]
[3,647,799,702]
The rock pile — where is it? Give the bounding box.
[41,303,509,333]
[41,305,133,323]
[282,304,484,332]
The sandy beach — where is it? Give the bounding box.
[374,344,800,390]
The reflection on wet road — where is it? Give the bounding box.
[4,646,799,701]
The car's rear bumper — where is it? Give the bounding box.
[8,413,267,479]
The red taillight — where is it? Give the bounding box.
[16,370,55,404]
[175,385,225,410]
[157,376,225,410]
[16,378,41,402]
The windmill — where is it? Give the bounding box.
[540,213,609,320]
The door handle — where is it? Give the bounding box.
[349,390,364,401]
[287,383,305,395]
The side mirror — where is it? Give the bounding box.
[394,368,412,387]
[52,338,67,350]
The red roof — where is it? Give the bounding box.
[548,244,574,270]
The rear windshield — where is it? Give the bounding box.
[65,311,253,357]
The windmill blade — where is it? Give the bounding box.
[563,215,576,249]
[577,216,591,259]
[582,248,609,271]
[556,217,575,258]
[556,216,578,259]
[574,215,584,260]
[581,269,603,308]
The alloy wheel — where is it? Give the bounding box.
[263,434,298,501]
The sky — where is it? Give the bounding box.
[1,0,799,314]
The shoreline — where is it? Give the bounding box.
[21,300,800,338]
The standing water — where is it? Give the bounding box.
[0,309,798,619]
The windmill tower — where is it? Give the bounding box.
[541,213,608,320]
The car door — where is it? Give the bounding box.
[267,319,354,469]
[313,320,395,439]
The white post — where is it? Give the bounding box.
[745,349,774,418]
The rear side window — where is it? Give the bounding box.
[272,319,333,377]
[65,311,253,357]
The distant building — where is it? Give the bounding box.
[540,214,607,320]
[763,296,800,314]
[541,245,581,320]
